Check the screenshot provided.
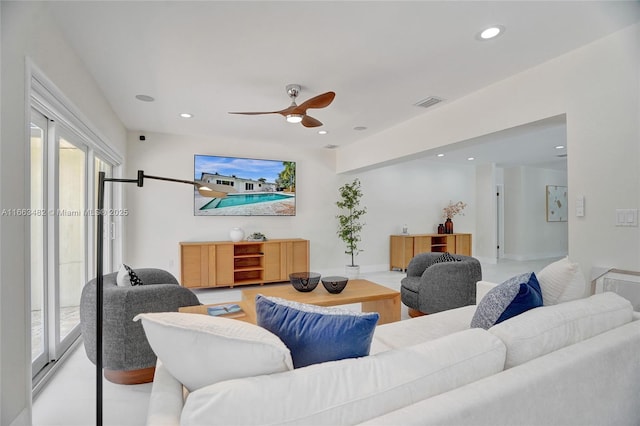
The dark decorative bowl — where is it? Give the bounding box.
[321,276,349,294]
[289,272,321,292]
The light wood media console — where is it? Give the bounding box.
[180,238,309,288]
[389,233,472,271]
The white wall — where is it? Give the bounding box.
[343,158,476,270]
[0,3,126,424]
[474,163,498,263]
[124,131,341,274]
[337,24,640,281]
[503,166,568,260]
[125,132,476,275]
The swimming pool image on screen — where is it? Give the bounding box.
[193,154,296,216]
[202,193,294,209]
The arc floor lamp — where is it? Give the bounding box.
[95,170,229,426]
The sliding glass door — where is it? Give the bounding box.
[30,108,116,381]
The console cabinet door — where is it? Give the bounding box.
[214,244,234,286]
[454,234,472,256]
[389,235,414,270]
[181,244,208,288]
[283,240,309,278]
[413,236,433,255]
[263,241,282,282]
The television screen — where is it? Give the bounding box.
[194,154,296,216]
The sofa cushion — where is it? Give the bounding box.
[134,312,293,391]
[537,256,586,305]
[489,292,633,368]
[372,305,476,353]
[471,272,543,329]
[255,295,379,368]
[181,328,507,426]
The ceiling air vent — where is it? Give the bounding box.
[556,154,567,158]
[414,96,444,109]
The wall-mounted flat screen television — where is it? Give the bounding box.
[194,154,296,216]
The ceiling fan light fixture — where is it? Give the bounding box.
[286,114,303,123]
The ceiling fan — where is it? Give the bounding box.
[229,84,335,128]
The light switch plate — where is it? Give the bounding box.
[615,209,638,227]
[576,196,585,217]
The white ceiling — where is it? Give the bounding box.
[47,1,640,169]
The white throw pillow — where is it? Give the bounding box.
[115,264,130,287]
[134,312,293,391]
[537,257,586,305]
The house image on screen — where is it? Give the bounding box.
[199,172,278,193]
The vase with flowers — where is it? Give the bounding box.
[442,201,467,234]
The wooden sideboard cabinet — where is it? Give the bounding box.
[180,238,309,288]
[389,233,472,271]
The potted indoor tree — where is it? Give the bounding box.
[336,178,367,278]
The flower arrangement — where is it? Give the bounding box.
[442,201,467,220]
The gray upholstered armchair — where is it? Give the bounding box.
[401,253,482,316]
[79,268,200,384]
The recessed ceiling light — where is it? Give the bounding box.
[354,126,367,131]
[135,94,155,102]
[555,145,565,149]
[467,157,475,161]
[179,113,193,118]
[437,154,445,157]
[477,25,505,40]
[318,130,328,135]
[324,144,339,149]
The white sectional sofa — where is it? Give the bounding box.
[145,281,640,425]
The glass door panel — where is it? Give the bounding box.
[30,112,47,373]
[57,137,86,344]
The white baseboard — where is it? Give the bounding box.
[475,256,498,265]
[502,252,567,262]
[315,263,391,277]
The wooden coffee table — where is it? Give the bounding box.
[241,279,400,325]
[179,300,256,324]
[179,279,401,325]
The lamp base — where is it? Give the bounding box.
[104,366,155,385]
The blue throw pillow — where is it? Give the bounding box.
[255,295,379,368]
[470,272,543,330]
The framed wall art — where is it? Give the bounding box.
[546,185,567,222]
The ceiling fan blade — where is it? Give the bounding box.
[228,111,280,115]
[301,115,323,128]
[274,104,299,117]
[298,92,336,112]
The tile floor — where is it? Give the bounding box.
[32,257,559,426]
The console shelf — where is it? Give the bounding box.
[389,233,472,271]
[180,238,309,288]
